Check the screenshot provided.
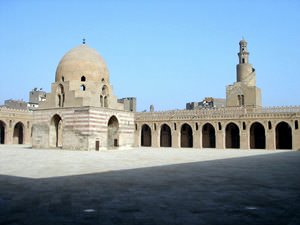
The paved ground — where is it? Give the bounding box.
[0,145,300,225]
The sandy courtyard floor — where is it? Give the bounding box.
[0,145,300,225]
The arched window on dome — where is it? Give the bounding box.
[104,96,108,107]
[80,85,86,91]
[102,85,108,96]
[100,95,104,107]
[81,76,86,82]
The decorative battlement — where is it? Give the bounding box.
[135,106,300,121]
[0,107,31,113]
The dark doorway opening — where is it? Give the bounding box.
[108,116,119,148]
[181,123,193,148]
[250,122,266,149]
[226,123,240,148]
[13,122,24,144]
[51,115,63,148]
[160,124,171,147]
[0,121,5,144]
[202,123,216,148]
[141,124,152,147]
[95,140,100,151]
[276,122,292,149]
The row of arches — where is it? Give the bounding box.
[140,121,293,149]
[0,120,25,144]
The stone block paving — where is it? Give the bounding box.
[0,145,300,225]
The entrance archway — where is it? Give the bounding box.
[276,122,292,149]
[202,123,216,148]
[160,124,171,147]
[226,123,240,148]
[13,122,24,144]
[108,116,119,148]
[0,121,6,144]
[141,124,152,147]
[181,123,193,148]
[50,114,63,148]
[250,122,265,149]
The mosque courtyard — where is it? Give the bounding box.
[0,146,299,225]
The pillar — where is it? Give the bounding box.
[193,129,201,149]
[172,130,180,148]
[216,130,224,149]
[240,130,249,149]
[266,129,275,150]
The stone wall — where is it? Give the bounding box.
[32,106,135,150]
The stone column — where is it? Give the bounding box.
[292,129,300,150]
[240,130,249,149]
[193,129,201,149]
[266,129,275,150]
[172,130,180,148]
[152,125,160,147]
[135,125,140,147]
[216,130,224,149]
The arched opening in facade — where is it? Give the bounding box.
[0,120,6,144]
[225,123,240,148]
[141,124,151,147]
[56,84,64,107]
[202,123,216,148]
[81,76,86,82]
[100,95,104,107]
[13,122,24,144]
[102,85,108,95]
[160,124,171,147]
[50,114,63,148]
[104,96,108,107]
[80,84,86,91]
[107,116,119,148]
[181,123,193,148]
[276,122,292,149]
[250,122,265,149]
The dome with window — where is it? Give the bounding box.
[55,44,109,83]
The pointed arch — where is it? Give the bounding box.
[50,114,63,148]
[0,120,6,144]
[181,123,193,148]
[81,76,86,82]
[276,122,292,149]
[226,122,240,148]
[141,124,152,147]
[104,96,108,107]
[160,124,171,147]
[80,84,86,91]
[102,85,108,95]
[202,123,216,148]
[100,95,104,107]
[13,122,24,144]
[250,122,265,149]
[108,116,119,148]
[56,84,65,107]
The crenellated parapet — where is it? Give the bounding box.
[0,107,32,114]
[135,106,300,122]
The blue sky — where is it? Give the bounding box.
[0,0,299,111]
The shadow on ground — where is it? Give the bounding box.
[0,151,300,225]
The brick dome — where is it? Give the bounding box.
[55,44,109,83]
